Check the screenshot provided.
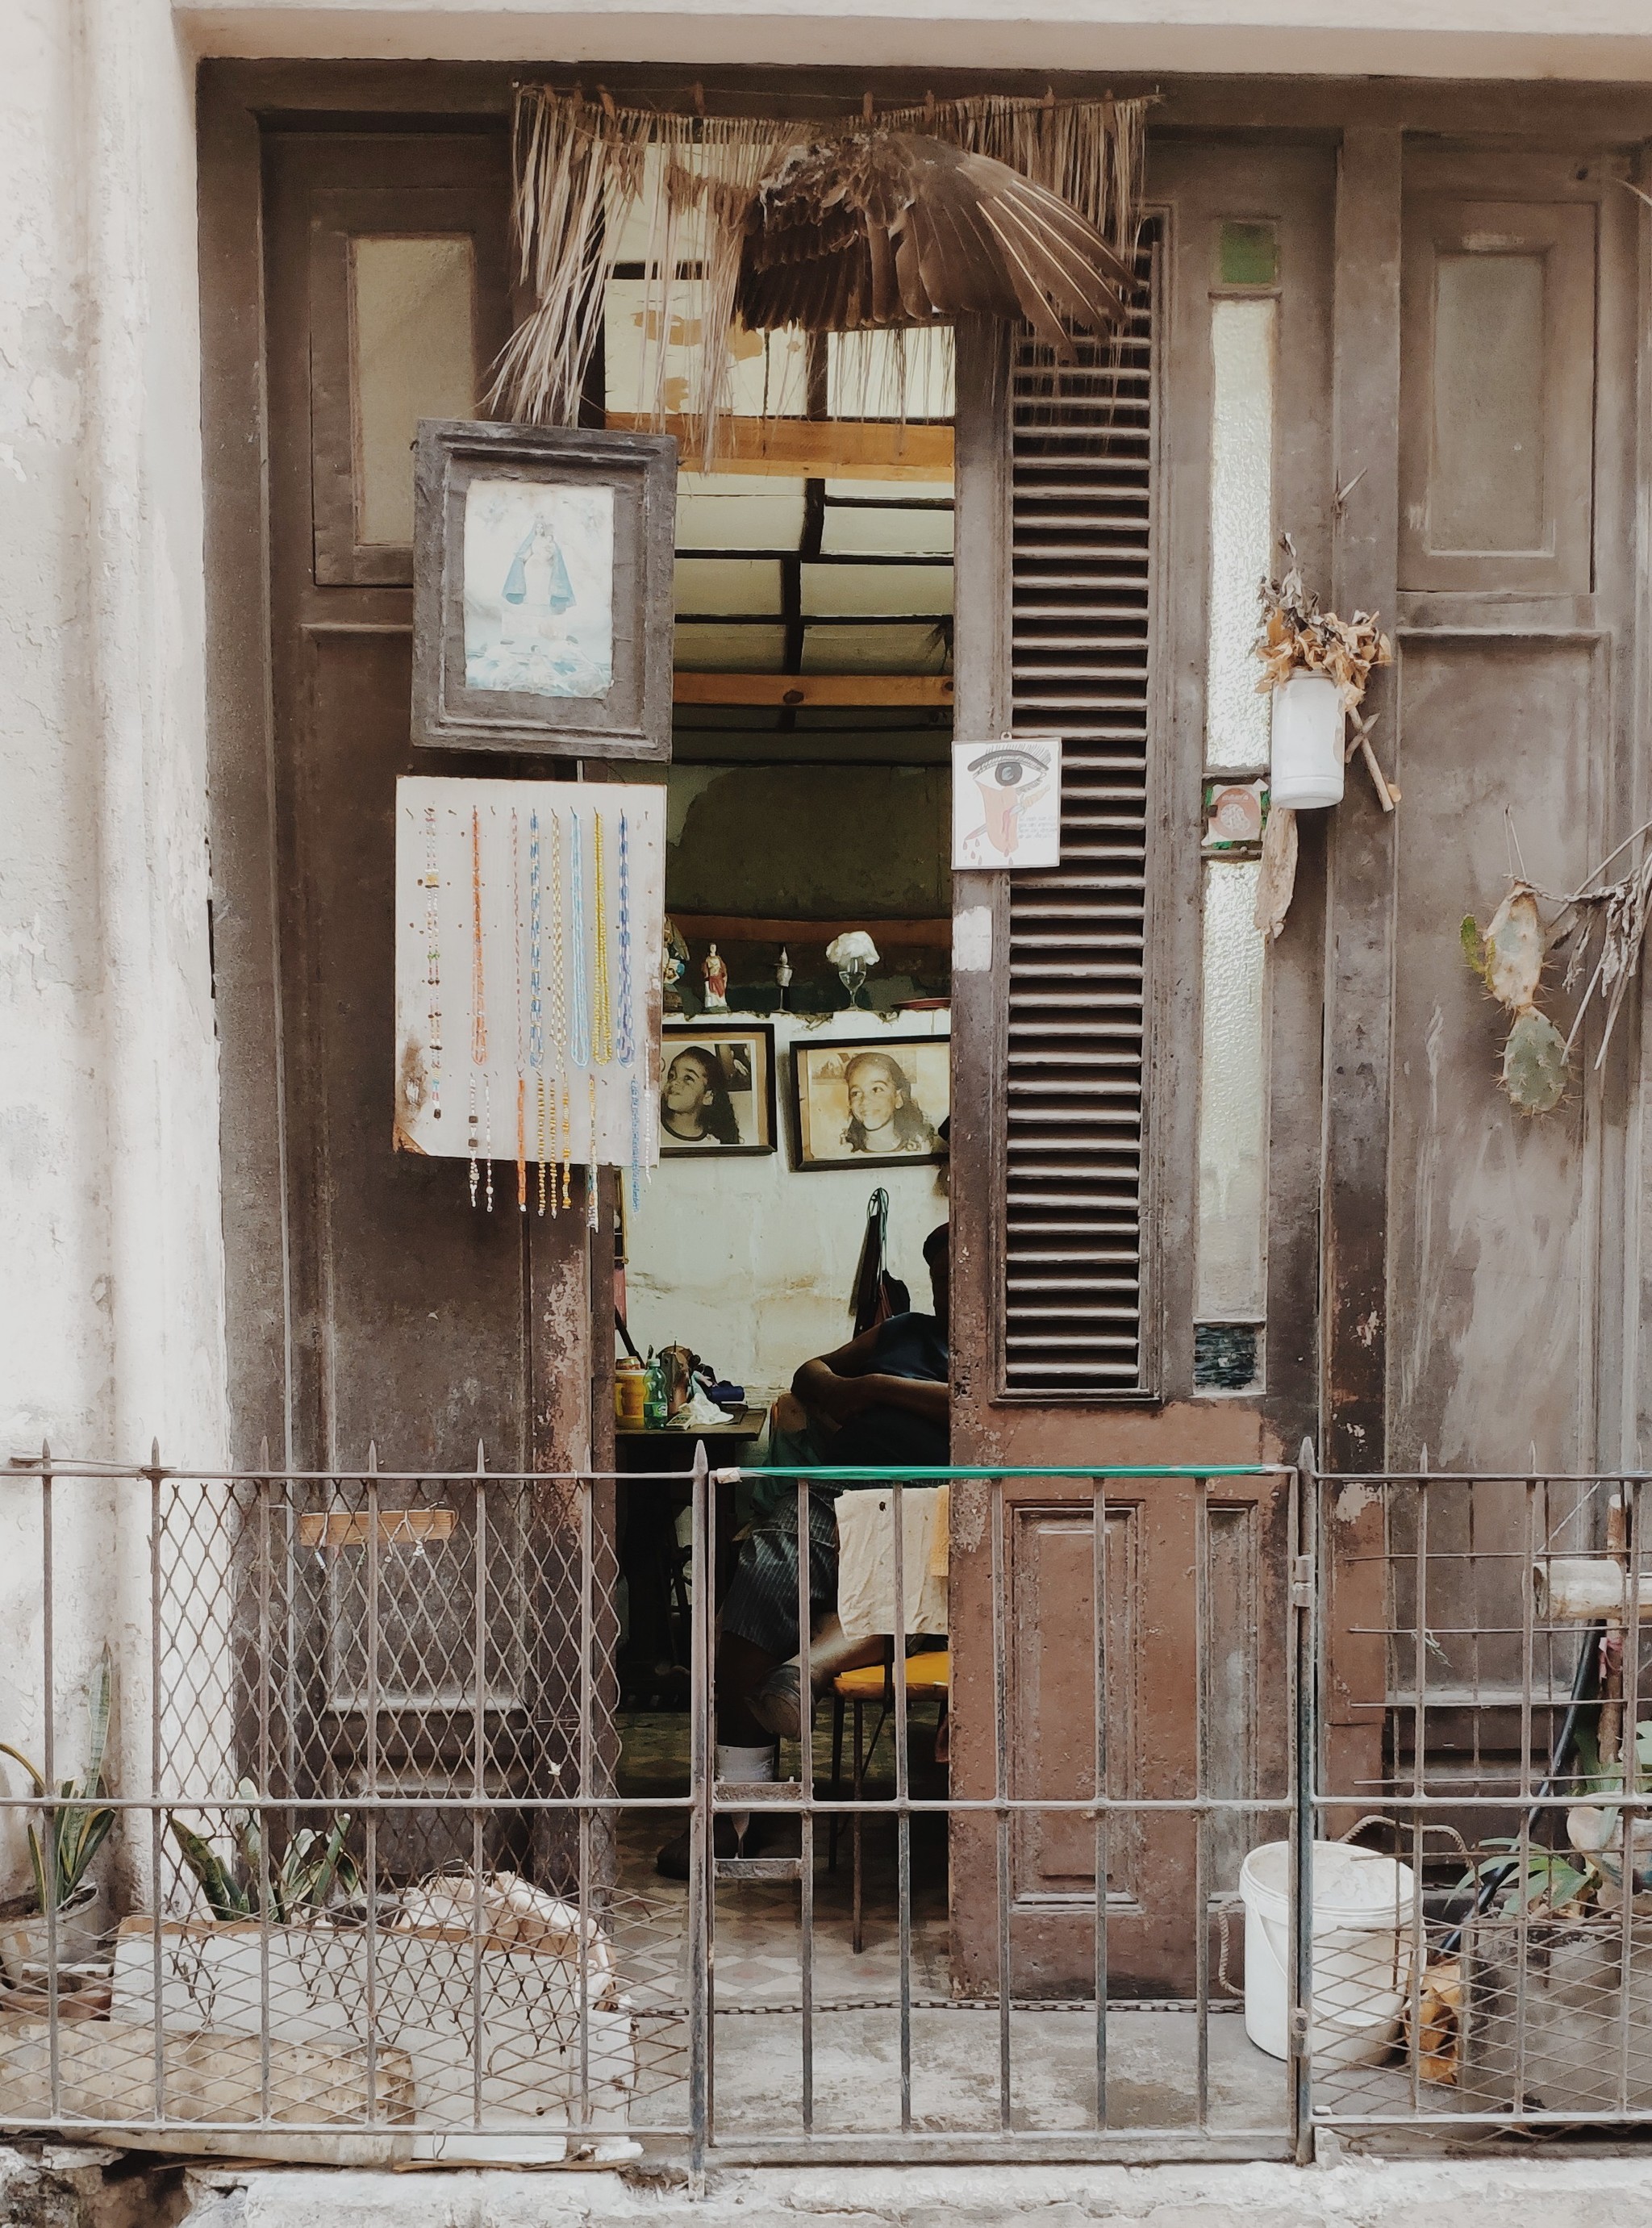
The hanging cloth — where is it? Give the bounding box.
[849,1187,909,1335]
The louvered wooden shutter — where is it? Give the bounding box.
[1002,241,1156,1396]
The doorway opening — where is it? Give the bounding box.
[607,296,957,2009]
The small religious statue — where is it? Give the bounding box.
[702,942,729,1013]
[774,945,793,1012]
[661,917,689,1014]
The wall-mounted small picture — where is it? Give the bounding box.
[412,420,675,757]
[791,1037,950,1171]
[952,733,1062,869]
[660,1024,777,1156]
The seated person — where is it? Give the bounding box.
[657,1222,949,1876]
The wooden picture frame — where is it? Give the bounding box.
[660,1023,778,1157]
[411,420,676,757]
[790,1035,950,1172]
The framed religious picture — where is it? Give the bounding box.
[790,1036,951,1172]
[659,1024,778,1157]
[411,420,676,757]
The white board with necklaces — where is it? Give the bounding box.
[394,775,665,1213]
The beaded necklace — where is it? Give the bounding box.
[423,804,443,1124]
[548,807,571,1211]
[528,810,546,1216]
[591,811,615,1066]
[616,811,643,1209]
[511,810,527,1214]
[468,807,490,1211]
[569,807,591,1070]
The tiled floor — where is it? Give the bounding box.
[608,1707,1301,2142]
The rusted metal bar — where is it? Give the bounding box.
[688,1439,711,2184]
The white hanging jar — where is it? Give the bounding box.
[1268,672,1345,808]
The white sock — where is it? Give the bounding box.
[716,1741,775,1843]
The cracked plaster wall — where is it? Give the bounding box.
[0,0,224,1907]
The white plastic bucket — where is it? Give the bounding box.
[1269,671,1345,808]
[1238,1840,1416,2068]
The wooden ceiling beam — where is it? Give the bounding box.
[608,412,953,482]
[673,671,953,706]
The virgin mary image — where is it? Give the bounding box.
[463,480,615,699]
[502,515,576,638]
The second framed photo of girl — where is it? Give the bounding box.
[659,1024,777,1156]
[790,1037,950,1171]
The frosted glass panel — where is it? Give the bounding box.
[352,237,476,546]
[1196,859,1267,1322]
[1432,252,1545,551]
[1204,298,1276,771]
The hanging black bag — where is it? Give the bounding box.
[849,1186,910,1334]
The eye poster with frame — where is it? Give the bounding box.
[659,1024,778,1157]
[791,1036,951,1172]
[411,419,676,757]
[952,733,1062,869]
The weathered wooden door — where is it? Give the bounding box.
[949,140,1336,1994]
[218,121,615,1880]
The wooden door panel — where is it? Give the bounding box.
[291,626,536,1468]
[246,127,611,1893]
[1387,633,1600,1471]
[950,136,1331,1998]
[951,1474,1290,1999]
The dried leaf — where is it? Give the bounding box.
[1254,804,1298,941]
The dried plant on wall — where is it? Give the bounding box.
[1463,812,1652,1115]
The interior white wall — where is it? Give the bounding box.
[624,1010,951,1404]
[0,0,223,1907]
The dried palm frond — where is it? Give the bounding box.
[492,86,1153,467]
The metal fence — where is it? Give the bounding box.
[3,1446,1651,2170]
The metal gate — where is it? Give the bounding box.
[4,1446,1650,2166]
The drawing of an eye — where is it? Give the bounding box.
[968,742,1050,792]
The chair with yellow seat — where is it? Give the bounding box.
[828,1646,951,1953]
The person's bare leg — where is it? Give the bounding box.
[799,1611,886,1690]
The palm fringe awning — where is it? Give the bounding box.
[491,86,1152,466]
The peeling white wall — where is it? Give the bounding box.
[0,0,224,1907]
[177,0,1652,81]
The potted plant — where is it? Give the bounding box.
[0,1646,115,1980]
[1457,1714,1652,2112]
[169,1781,359,1921]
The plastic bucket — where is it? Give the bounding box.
[1238,1841,1416,2067]
[1269,671,1345,808]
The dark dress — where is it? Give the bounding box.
[721,1312,949,1659]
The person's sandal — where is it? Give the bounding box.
[748,1662,807,1743]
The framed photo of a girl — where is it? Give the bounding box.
[660,1024,777,1157]
[791,1038,950,1171]
[411,420,675,757]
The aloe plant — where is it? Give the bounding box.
[169,1780,358,1922]
[0,1646,115,1914]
